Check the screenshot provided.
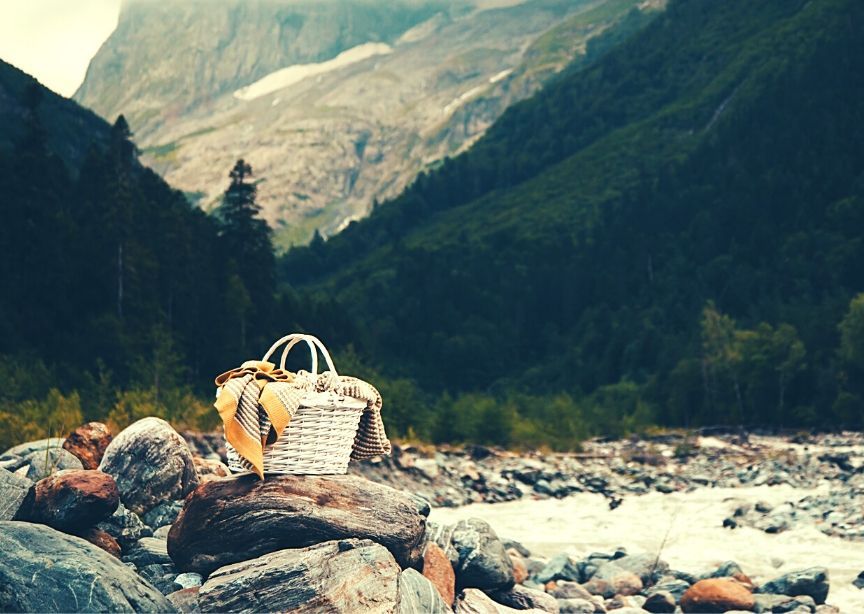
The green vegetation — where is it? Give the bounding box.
[280,0,864,439]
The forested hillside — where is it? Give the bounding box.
[281,0,864,441]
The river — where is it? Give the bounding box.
[431,483,864,612]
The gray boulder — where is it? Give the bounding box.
[451,518,515,591]
[397,568,450,614]
[99,417,199,515]
[21,447,83,480]
[426,520,460,568]
[1,437,65,459]
[198,539,400,613]
[0,467,32,521]
[758,567,830,604]
[0,521,174,612]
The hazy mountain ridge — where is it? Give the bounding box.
[75,0,662,247]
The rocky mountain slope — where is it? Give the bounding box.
[75,0,663,247]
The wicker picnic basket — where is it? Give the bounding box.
[224,333,368,475]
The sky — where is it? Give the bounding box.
[0,0,121,97]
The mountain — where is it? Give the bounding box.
[0,59,110,173]
[75,0,664,248]
[281,0,864,433]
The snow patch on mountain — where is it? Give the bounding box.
[234,43,393,101]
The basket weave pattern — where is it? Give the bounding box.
[223,334,372,475]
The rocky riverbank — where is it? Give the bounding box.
[0,419,861,612]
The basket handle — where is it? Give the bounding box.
[261,334,319,373]
[279,334,338,376]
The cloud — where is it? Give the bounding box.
[0,0,121,97]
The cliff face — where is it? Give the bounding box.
[76,0,661,247]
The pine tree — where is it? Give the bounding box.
[215,159,275,352]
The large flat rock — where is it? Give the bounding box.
[198,539,400,613]
[168,473,426,575]
[0,521,174,612]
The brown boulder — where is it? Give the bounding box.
[423,542,456,606]
[168,473,426,575]
[15,469,119,531]
[680,578,755,613]
[168,587,201,613]
[63,422,113,469]
[78,527,122,558]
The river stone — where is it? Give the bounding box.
[125,536,172,567]
[555,597,596,613]
[643,590,676,613]
[648,577,691,601]
[426,520,460,568]
[1,437,65,459]
[536,553,584,583]
[754,593,817,613]
[142,500,184,529]
[99,417,199,515]
[680,578,755,613]
[198,539,400,613]
[21,447,83,480]
[79,527,123,558]
[15,469,119,531]
[854,571,864,590]
[488,584,560,612]
[0,521,174,612]
[167,588,200,613]
[597,553,668,585]
[757,568,830,605]
[62,422,113,469]
[456,588,526,613]
[0,467,31,521]
[96,502,152,548]
[173,573,203,590]
[548,580,593,600]
[423,541,456,606]
[169,473,426,575]
[397,568,450,614]
[450,518,515,591]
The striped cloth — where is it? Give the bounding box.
[214,361,390,478]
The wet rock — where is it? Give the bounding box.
[198,539,400,613]
[488,584,560,612]
[757,568,829,605]
[168,587,200,613]
[0,467,32,521]
[62,422,113,469]
[450,517,515,590]
[536,553,584,583]
[680,578,755,613]
[853,571,864,590]
[456,588,522,613]
[142,500,184,529]
[643,590,676,613]
[169,473,425,574]
[0,521,173,612]
[99,417,199,515]
[96,502,152,549]
[125,536,172,567]
[397,568,450,614]
[79,527,122,558]
[15,469,119,531]
[423,542,456,606]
